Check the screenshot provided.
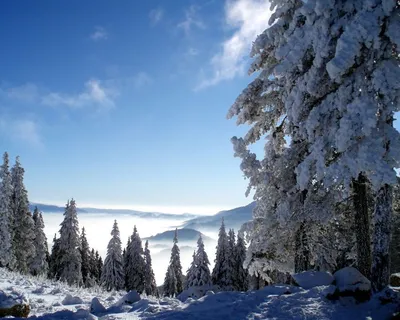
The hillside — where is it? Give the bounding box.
[29,202,197,220]
[144,228,213,243]
[182,202,256,232]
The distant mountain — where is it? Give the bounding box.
[29,202,197,220]
[182,202,256,232]
[144,228,213,243]
[29,203,88,213]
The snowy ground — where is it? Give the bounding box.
[0,268,398,319]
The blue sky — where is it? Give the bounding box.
[0,0,272,214]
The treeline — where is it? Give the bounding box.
[0,151,249,296]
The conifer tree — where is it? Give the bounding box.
[11,157,35,274]
[125,226,145,293]
[80,227,91,286]
[164,228,183,296]
[59,199,82,285]
[89,249,99,282]
[164,265,177,297]
[30,207,49,276]
[235,235,248,291]
[49,234,62,279]
[144,240,158,296]
[227,229,237,288]
[0,152,14,268]
[191,235,212,288]
[186,251,197,289]
[212,218,230,288]
[101,220,125,291]
[96,251,103,283]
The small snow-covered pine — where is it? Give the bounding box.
[185,251,197,289]
[164,229,183,296]
[144,240,158,296]
[59,199,82,286]
[192,235,212,287]
[49,234,62,279]
[212,218,231,288]
[80,227,91,287]
[11,156,35,274]
[235,234,248,291]
[125,226,145,293]
[30,207,49,276]
[101,220,125,291]
[0,152,14,269]
[227,229,237,289]
[164,265,177,297]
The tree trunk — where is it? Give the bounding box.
[294,222,310,272]
[371,184,393,292]
[352,173,371,279]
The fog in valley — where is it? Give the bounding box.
[42,212,218,285]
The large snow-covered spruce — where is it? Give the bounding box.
[101,220,125,291]
[228,0,400,290]
[80,227,92,286]
[58,199,82,285]
[11,156,35,274]
[0,152,13,268]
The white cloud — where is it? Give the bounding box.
[177,5,206,35]
[41,79,117,111]
[90,26,108,41]
[196,0,272,90]
[0,118,43,148]
[149,7,164,26]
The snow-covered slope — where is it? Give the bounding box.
[182,202,256,232]
[1,268,397,320]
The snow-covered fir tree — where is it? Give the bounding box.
[186,251,197,290]
[0,152,14,268]
[144,240,158,296]
[49,234,62,279]
[101,220,125,291]
[59,199,82,285]
[125,226,146,293]
[235,235,248,291]
[228,0,400,290]
[11,156,35,274]
[30,207,49,276]
[96,251,103,283]
[227,229,237,289]
[212,218,231,288]
[80,227,91,287]
[163,265,177,297]
[192,235,212,288]
[164,228,183,296]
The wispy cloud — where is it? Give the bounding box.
[90,26,108,41]
[41,79,117,111]
[149,7,164,26]
[0,118,43,148]
[196,0,272,90]
[177,5,206,35]
[1,83,39,102]
[132,72,153,88]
